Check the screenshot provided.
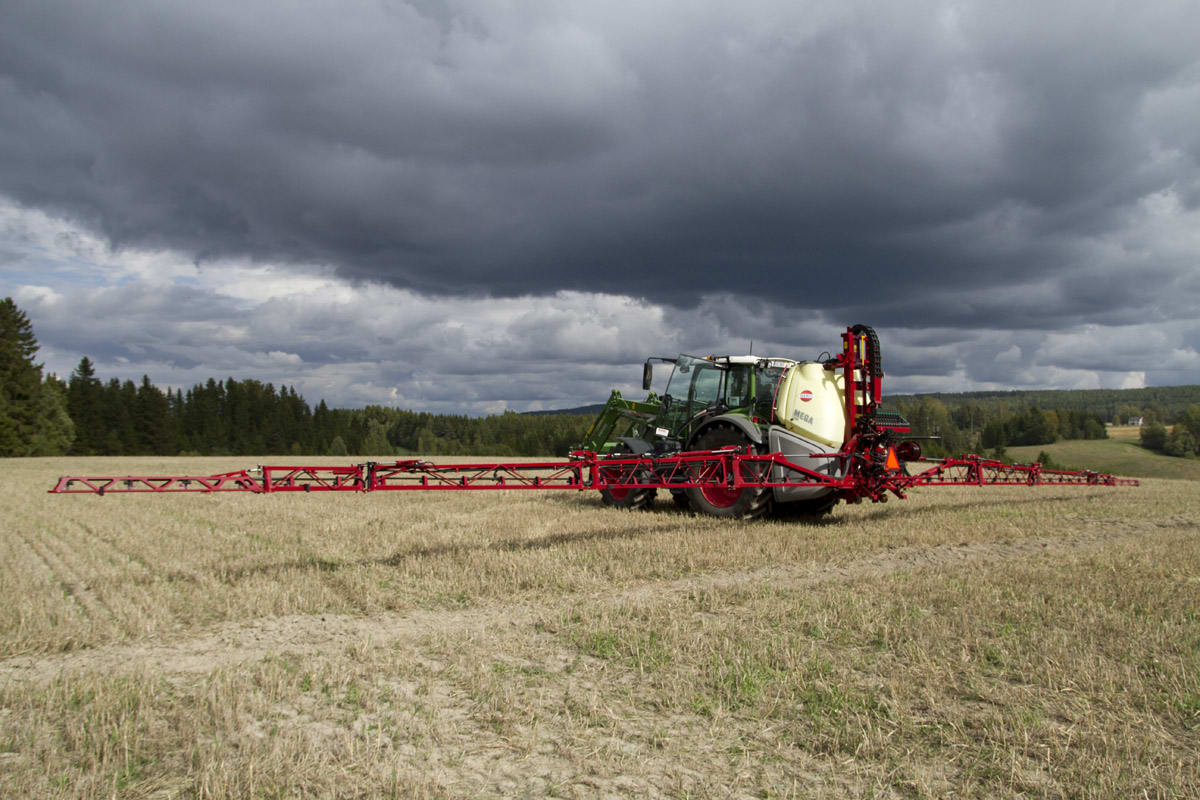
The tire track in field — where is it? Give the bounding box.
[20,521,119,626]
[69,519,153,577]
[0,521,1172,684]
[9,518,110,626]
[36,514,136,614]
[58,517,170,640]
[3,524,59,591]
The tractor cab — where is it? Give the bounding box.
[656,355,793,445]
[577,353,797,456]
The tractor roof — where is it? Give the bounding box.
[705,355,798,367]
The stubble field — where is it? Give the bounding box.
[1,456,1198,798]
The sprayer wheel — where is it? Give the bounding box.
[684,425,772,520]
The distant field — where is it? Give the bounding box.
[1106,424,1142,442]
[2,456,1198,798]
[1008,435,1200,481]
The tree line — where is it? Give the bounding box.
[887,391,1200,460]
[63,358,594,458]
[885,396,1108,458]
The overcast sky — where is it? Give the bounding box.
[2,0,1198,413]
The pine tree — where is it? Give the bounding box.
[0,297,75,455]
[68,356,104,454]
[0,298,44,454]
[0,389,16,454]
[135,375,171,455]
[98,378,137,454]
[28,376,75,456]
[313,400,332,453]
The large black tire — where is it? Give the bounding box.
[599,444,656,510]
[685,425,772,520]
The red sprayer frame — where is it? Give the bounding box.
[46,449,1137,499]
[47,325,1139,502]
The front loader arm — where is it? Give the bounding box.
[576,389,663,453]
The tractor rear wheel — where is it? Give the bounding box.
[599,444,656,510]
[684,425,772,520]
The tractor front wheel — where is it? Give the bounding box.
[684,425,772,520]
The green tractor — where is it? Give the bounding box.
[577,352,831,518]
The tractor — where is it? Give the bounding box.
[577,325,913,519]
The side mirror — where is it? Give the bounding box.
[642,362,653,391]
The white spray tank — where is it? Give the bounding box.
[773,362,846,447]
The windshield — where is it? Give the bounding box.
[664,355,713,408]
[665,354,740,416]
[690,363,723,408]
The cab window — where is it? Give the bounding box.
[727,365,751,408]
[755,365,785,420]
[690,365,723,412]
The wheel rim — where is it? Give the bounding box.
[607,486,630,501]
[700,484,741,507]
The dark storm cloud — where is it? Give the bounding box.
[14,275,691,412]
[2,0,1199,336]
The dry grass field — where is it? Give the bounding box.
[1,455,1198,798]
